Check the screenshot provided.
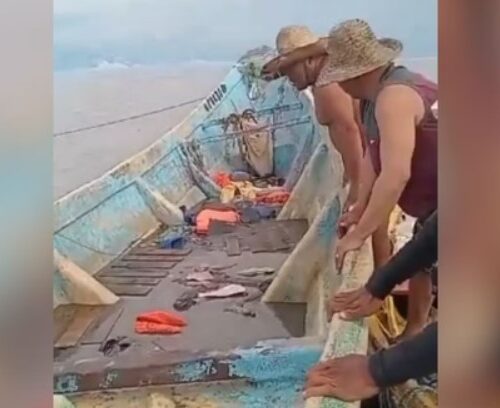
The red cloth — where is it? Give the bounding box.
[213,171,232,188]
[256,190,290,204]
[135,310,187,335]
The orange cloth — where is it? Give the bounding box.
[135,310,187,335]
[213,172,232,188]
[196,208,240,234]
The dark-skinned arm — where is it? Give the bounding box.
[369,322,437,387]
[366,211,437,299]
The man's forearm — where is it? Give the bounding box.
[369,322,437,388]
[329,124,363,192]
[356,152,376,207]
[366,211,437,299]
[350,172,407,241]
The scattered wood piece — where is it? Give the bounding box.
[225,236,241,257]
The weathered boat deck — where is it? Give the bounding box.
[54,218,310,393]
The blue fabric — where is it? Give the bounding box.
[159,234,186,249]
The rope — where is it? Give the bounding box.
[54,96,206,137]
[53,54,276,138]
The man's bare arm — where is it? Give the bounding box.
[349,85,424,241]
[357,151,376,208]
[314,85,363,199]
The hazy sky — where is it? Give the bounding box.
[54,0,437,71]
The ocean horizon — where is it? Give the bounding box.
[54,56,437,198]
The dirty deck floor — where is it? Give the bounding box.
[54,219,309,392]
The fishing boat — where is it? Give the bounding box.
[53,48,384,408]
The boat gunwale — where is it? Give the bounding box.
[54,336,324,395]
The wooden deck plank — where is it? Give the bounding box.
[98,276,162,286]
[81,306,124,345]
[105,284,153,297]
[55,306,102,349]
[98,268,169,278]
[112,261,177,270]
[129,247,192,256]
[121,255,185,263]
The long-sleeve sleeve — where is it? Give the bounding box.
[368,322,437,387]
[365,211,437,299]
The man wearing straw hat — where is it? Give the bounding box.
[264,19,437,341]
[263,25,393,271]
[266,25,364,211]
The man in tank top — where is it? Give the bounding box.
[267,19,438,340]
[262,25,393,270]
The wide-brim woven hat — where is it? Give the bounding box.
[276,25,319,54]
[316,19,403,86]
[260,25,328,80]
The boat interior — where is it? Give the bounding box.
[53,51,373,407]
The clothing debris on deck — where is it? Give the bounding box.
[135,310,187,335]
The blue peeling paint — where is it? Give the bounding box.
[227,345,321,382]
[174,359,217,382]
[55,374,79,394]
[310,144,329,186]
[53,269,69,303]
[318,195,342,246]
[99,371,119,389]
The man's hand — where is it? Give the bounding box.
[261,56,283,81]
[335,231,365,270]
[338,201,365,238]
[304,355,380,401]
[328,287,384,321]
[344,183,358,213]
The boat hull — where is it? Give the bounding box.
[54,50,373,408]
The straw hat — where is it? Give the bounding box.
[261,26,327,81]
[316,19,403,86]
[276,25,319,54]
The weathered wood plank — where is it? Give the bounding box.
[105,284,153,297]
[121,255,185,263]
[98,268,169,278]
[81,306,124,345]
[112,261,177,269]
[98,276,161,286]
[129,247,192,256]
[55,306,102,348]
[225,236,241,257]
